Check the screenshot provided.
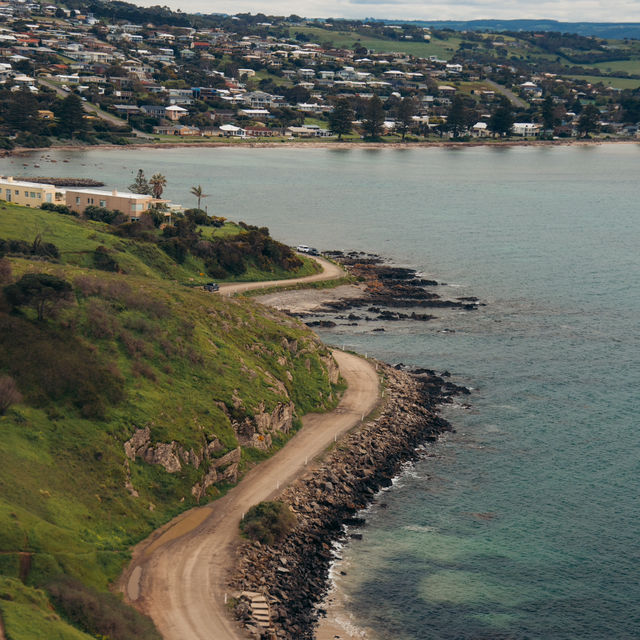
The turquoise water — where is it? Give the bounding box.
[3,144,639,638]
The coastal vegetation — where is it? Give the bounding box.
[0,203,341,639]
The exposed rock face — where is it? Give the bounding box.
[233,402,295,450]
[123,401,297,499]
[230,364,469,639]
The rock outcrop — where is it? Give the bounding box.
[123,401,296,500]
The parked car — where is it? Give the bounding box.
[296,244,310,253]
[203,282,219,292]
[308,247,320,256]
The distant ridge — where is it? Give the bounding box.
[366,19,640,40]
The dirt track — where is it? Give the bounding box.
[120,259,380,640]
[218,255,345,296]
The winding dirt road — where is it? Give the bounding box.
[121,257,380,640]
[219,255,345,296]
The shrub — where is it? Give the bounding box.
[84,206,123,225]
[41,203,75,216]
[240,501,297,546]
[159,237,188,264]
[46,575,162,640]
[93,246,120,272]
[0,375,21,414]
[4,273,73,321]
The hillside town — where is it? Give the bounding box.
[1,0,640,147]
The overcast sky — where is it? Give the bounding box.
[136,0,640,22]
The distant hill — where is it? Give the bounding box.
[370,19,640,40]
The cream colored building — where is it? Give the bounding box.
[64,188,155,220]
[0,176,64,207]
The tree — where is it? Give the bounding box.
[489,97,514,137]
[363,95,385,139]
[396,97,417,140]
[447,96,468,138]
[190,185,209,210]
[4,273,73,321]
[149,173,167,199]
[577,104,600,137]
[5,88,40,134]
[328,98,354,140]
[56,94,86,138]
[541,96,557,131]
[129,169,151,195]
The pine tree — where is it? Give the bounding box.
[577,104,600,137]
[541,96,556,131]
[56,94,86,138]
[396,98,417,140]
[489,97,514,137]
[129,169,151,195]
[447,96,467,138]
[328,98,354,140]
[363,95,385,139]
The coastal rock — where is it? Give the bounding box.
[229,363,467,639]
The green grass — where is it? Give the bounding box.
[576,59,640,75]
[0,577,93,640]
[564,74,640,89]
[290,25,460,59]
[0,205,319,285]
[0,204,343,639]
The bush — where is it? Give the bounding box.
[0,375,21,414]
[46,575,162,640]
[84,206,124,225]
[93,245,120,272]
[240,501,297,546]
[0,236,60,260]
[41,203,76,216]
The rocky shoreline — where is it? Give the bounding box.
[229,362,469,639]
[287,251,481,331]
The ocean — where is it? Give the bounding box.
[3,143,639,638]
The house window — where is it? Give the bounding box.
[99,200,106,207]
[24,191,29,197]
[30,192,36,198]
[37,193,41,199]
[14,190,18,195]
[76,197,81,204]
[5,189,9,196]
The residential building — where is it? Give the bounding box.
[0,177,64,206]
[65,188,155,220]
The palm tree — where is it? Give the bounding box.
[150,173,167,199]
[190,184,209,210]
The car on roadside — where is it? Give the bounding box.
[203,282,219,292]
[296,244,310,253]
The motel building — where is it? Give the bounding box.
[64,188,156,220]
[0,176,65,206]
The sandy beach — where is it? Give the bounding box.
[2,136,635,158]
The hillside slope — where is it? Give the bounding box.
[0,205,341,640]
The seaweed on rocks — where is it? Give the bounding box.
[229,364,470,639]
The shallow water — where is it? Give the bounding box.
[4,144,639,638]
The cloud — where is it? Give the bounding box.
[138,0,640,22]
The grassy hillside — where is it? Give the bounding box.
[0,205,342,639]
[290,25,460,59]
[0,204,320,284]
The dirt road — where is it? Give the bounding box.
[122,320,380,639]
[219,255,345,296]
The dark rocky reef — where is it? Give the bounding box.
[230,364,469,639]
[290,251,482,330]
